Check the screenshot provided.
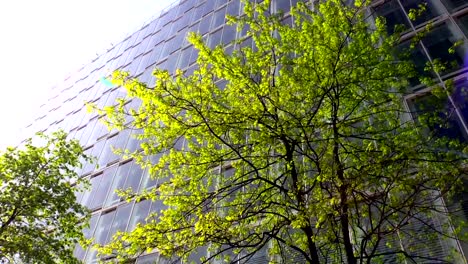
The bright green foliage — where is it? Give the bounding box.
[99,0,467,263]
[0,131,90,263]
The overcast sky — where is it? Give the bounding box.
[0,0,176,150]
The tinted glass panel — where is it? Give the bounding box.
[98,135,120,167]
[94,210,116,245]
[440,0,468,11]
[128,199,151,231]
[124,162,144,192]
[457,14,468,37]
[401,0,443,27]
[373,0,410,34]
[410,94,468,142]
[81,175,101,208]
[90,166,117,210]
[105,203,133,243]
[106,162,132,206]
[422,22,467,75]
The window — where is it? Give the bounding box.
[98,134,120,167]
[90,166,117,210]
[408,92,468,142]
[73,214,98,260]
[105,161,133,206]
[123,162,144,193]
[400,0,443,27]
[127,199,151,231]
[373,0,410,34]
[105,203,133,244]
[422,22,467,76]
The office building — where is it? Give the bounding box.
[20,0,468,263]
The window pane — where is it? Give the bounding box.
[105,162,133,206]
[136,253,159,263]
[105,203,133,244]
[98,135,120,167]
[456,14,468,37]
[440,0,468,11]
[401,0,443,27]
[82,175,102,209]
[422,22,467,75]
[373,0,410,34]
[275,0,291,13]
[93,210,116,245]
[124,162,144,192]
[409,93,468,142]
[126,128,144,153]
[73,214,99,260]
[128,199,151,231]
[397,41,432,87]
[90,166,118,210]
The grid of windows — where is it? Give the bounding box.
[20,0,468,263]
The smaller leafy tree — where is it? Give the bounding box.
[0,131,90,263]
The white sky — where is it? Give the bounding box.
[0,0,176,150]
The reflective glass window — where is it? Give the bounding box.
[140,154,163,190]
[452,78,468,125]
[177,47,192,69]
[373,0,410,34]
[409,93,468,142]
[98,135,120,167]
[79,147,93,176]
[136,51,152,75]
[105,203,133,243]
[159,40,173,60]
[145,19,160,37]
[199,13,213,35]
[82,140,105,175]
[148,43,164,66]
[189,48,199,65]
[106,161,133,206]
[202,0,216,17]
[442,0,468,11]
[191,4,205,23]
[90,166,117,210]
[136,253,158,264]
[159,8,176,27]
[73,213,98,260]
[94,210,116,245]
[222,24,236,45]
[275,0,291,13]
[401,0,444,27]
[422,22,467,75]
[227,0,240,17]
[208,29,223,48]
[179,0,194,15]
[212,6,226,29]
[81,175,101,208]
[88,117,108,145]
[397,41,432,87]
[457,14,468,37]
[127,199,151,231]
[126,128,144,153]
[124,162,144,193]
[170,33,185,54]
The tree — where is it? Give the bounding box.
[0,131,90,263]
[98,0,467,263]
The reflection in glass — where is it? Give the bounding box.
[105,161,132,206]
[422,22,467,75]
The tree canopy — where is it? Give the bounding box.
[98,0,467,263]
[0,131,90,263]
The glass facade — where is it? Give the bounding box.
[20,0,468,263]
